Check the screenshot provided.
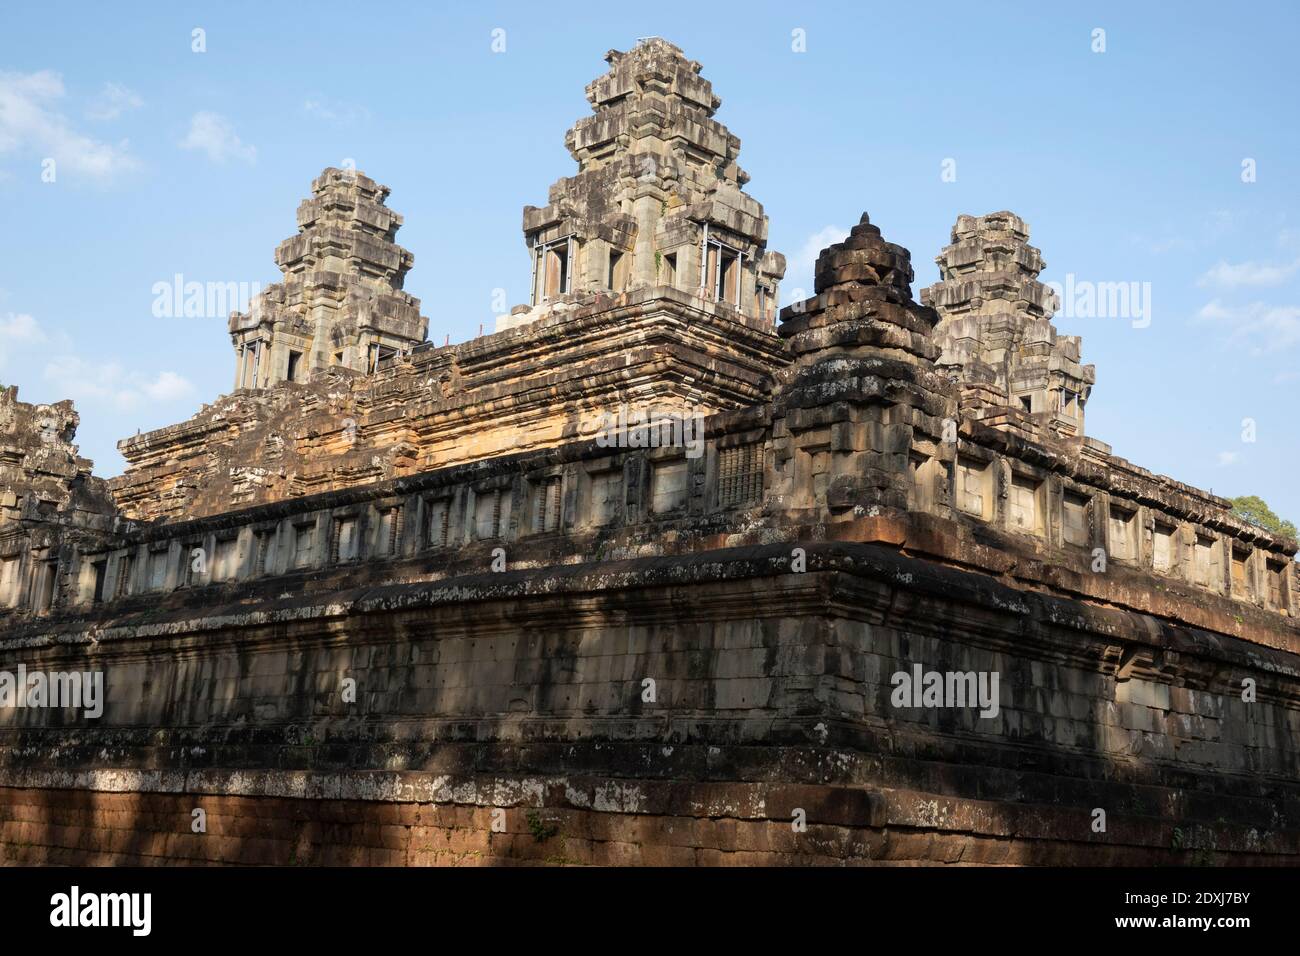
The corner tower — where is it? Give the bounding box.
[228,168,429,389]
[920,212,1094,438]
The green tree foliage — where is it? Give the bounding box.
[1230,495,1298,540]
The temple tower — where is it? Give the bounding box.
[228,168,428,389]
[504,37,785,330]
[920,212,1095,438]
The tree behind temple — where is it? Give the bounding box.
[1230,495,1298,540]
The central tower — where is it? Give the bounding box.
[506,37,785,329]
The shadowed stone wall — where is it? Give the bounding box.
[2,540,1297,865]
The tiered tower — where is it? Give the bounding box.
[920,212,1094,437]
[228,168,428,389]
[505,37,785,329]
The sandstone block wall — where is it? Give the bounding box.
[2,545,1296,865]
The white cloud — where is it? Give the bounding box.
[783,225,847,303]
[1197,299,1300,351]
[0,312,46,344]
[141,370,194,402]
[0,70,137,179]
[179,111,256,164]
[1208,209,1238,231]
[795,225,848,276]
[0,312,47,371]
[1217,451,1239,467]
[0,310,192,445]
[42,355,195,411]
[1198,258,1300,288]
[303,96,369,124]
[85,82,143,121]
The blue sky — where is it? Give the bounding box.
[1,1,1297,523]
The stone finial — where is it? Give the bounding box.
[772,215,957,515]
[781,214,941,369]
[814,212,916,298]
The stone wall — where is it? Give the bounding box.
[110,287,788,522]
[2,542,1297,865]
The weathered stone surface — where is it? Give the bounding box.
[510,37,785,331]
[921,211,1096,440]
[231,166,426,387]
[1,39,1298,867]
[0,386,121,614]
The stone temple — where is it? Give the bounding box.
[1,39,1297,865]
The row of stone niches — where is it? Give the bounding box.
[47,442,767,611]
[912,449,1293,615]
[524,229,780,325]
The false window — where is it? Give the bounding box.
[650,461,689,514]
[330,517,359,563]
[662,252,677,286]
[955,457,989,519]
[425,498,450,549]
[1267,559,1287,610]
[1231,547,1250,596]
[1153,522,1175,572]
[183,540,203,587]
[36,560,57,612]
[254,530,274,576]
[213,537,238,582]
[378,506,404,555]
[1062,491,1089,548]
[1193,534,1218,588]
[1009,475,1043,536]
[532,476,563,533]
[910,454,932,512]
[293,524,316,569]
[590,470,623,526]
[148,547,169,591]
[90,558,107,605]
[474,489,503,540]
[718,444,762,507]
[608,250,627,291]
[0,556,20,608]
[1108,505,1138,562]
